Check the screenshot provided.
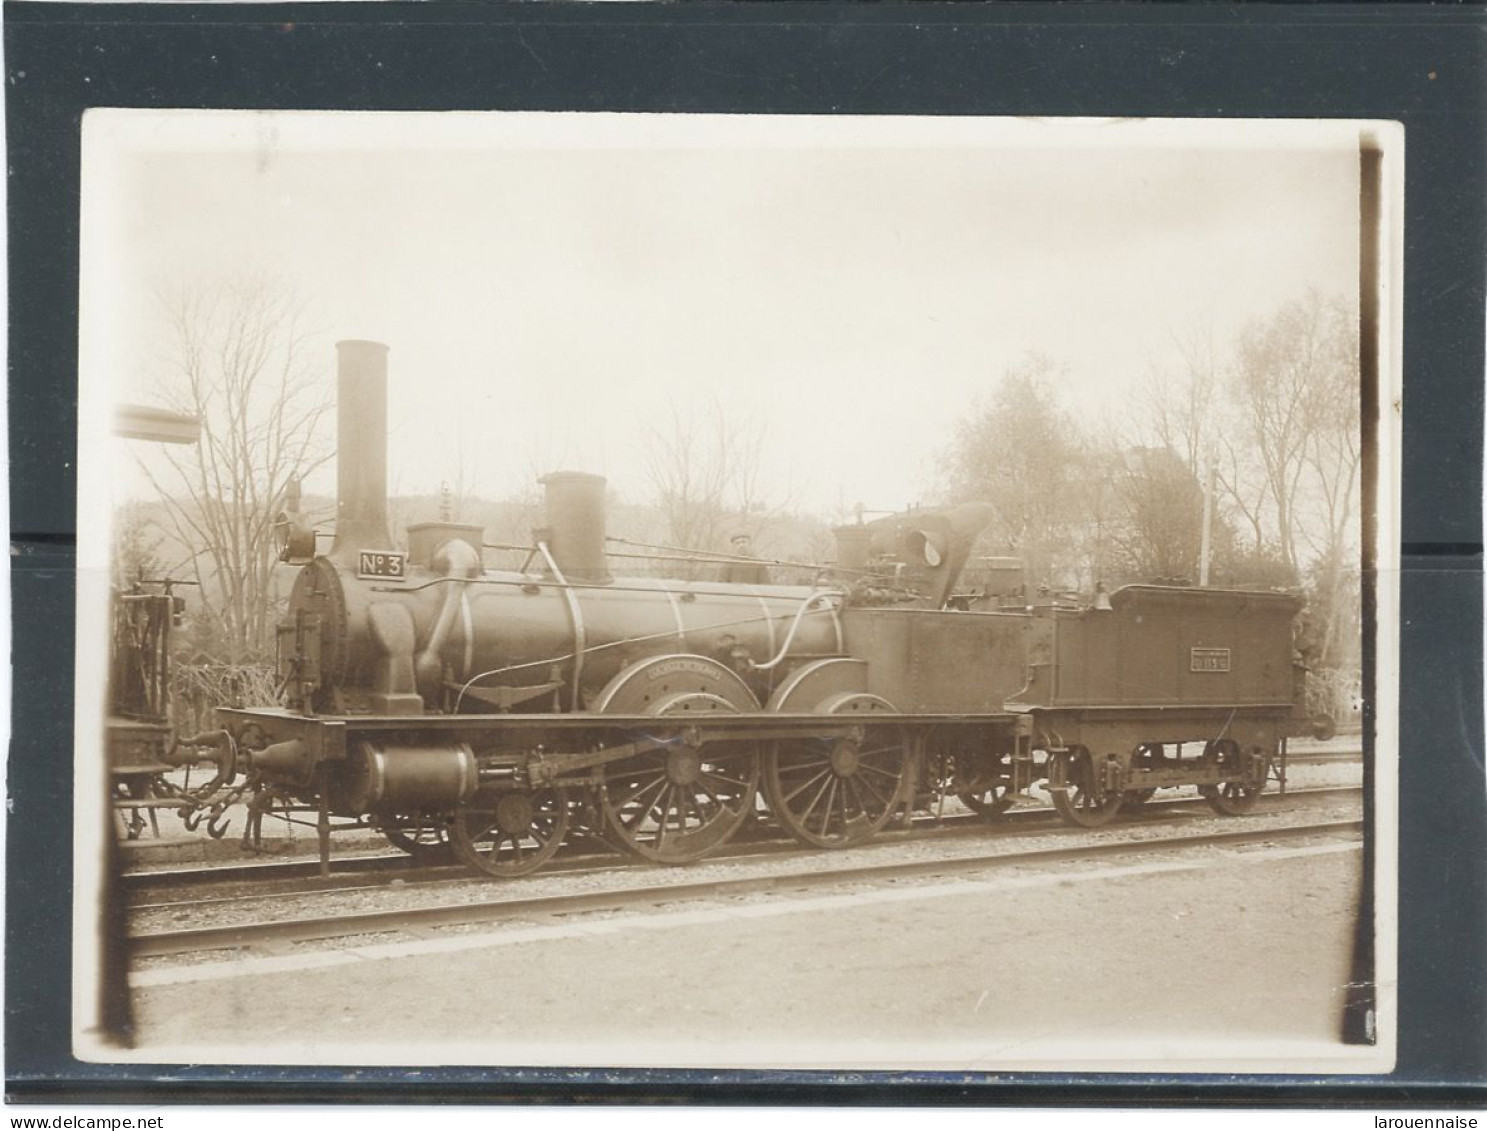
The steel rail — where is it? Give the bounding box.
[124,783,1363,896]
[124,783,1364,897]
[130,817,1363,960]
[1284,750,1367,764]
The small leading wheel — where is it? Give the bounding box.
[450,789,571,878]
[1049,747,1123,828]
[763,693,910,848]
[380,817,454,862]
[599,694,762,865]
[1199,739,1268,816]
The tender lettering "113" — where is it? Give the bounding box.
[1190,647,1231,673]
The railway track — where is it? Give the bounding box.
[119,746,1364,880]
[1284,749,1365,763]
[130,814,1363,962]
[124,783,1364,898]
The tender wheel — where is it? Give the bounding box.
[763,693,910,848]
[953,752,1016,817]
[1049,747,1123,828]
[450,789,570,878]
[599,694,761,865]
[380,817,454,862]
[1199,740,1268,816]
[960,786,1015,817]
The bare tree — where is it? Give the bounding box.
[1097,334,1227,586]
[110,501,165,591]
[1298,298,1363,670]
[1226,290,1341,575]
[925,294,1357,639]
[139,275,331,664]
[1130,316,1313,581]
[642,398,774,563]
[1100,445,1205,583]
[1133,325,1221,476]
[1214,428,1274,557]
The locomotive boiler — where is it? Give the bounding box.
[218,339,1309,877]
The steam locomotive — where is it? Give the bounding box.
[215,340,1307,877]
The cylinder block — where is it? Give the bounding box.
[341,739,478,814]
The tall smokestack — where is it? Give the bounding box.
[332,340,391,559]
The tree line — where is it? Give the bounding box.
[940,289,1362,718]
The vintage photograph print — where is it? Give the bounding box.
[75,111,1400,1073]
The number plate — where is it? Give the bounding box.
[357,550,407,580]
[1190,647,1231,673]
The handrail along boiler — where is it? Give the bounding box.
[218,340,1309,876]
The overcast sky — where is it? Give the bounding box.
[83,112,1363,520]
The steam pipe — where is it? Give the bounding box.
[413,538,482,700]
[538,541,587,711]
[747,592,843,672]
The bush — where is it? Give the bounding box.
[170,661,280,734]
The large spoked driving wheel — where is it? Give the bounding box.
[450,789,571,878]
[599,695,762,865]
[763,693,910,849]
[1049,747,1123,828]
[1199,739,1268,816]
